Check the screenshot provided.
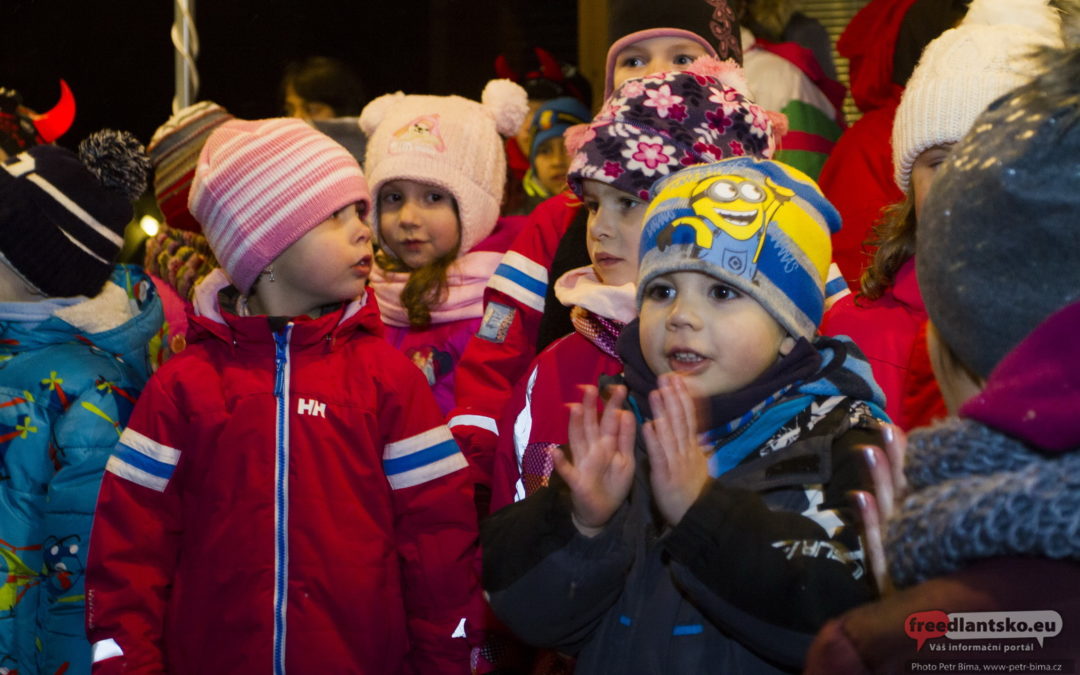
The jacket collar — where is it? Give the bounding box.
[189,268,384,348]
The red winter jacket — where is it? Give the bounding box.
[86,270,481,674]
[820,258,945,430]
[448,192,582,485]
[490,330,623,512]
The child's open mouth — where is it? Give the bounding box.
[667,349,708,374]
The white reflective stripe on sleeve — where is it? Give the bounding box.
[91,638,124,662]
[511,365,540,503]
[447,414,499,436]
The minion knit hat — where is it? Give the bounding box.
[360,80,528,258]
[637,157,840,340]
[891,0,1061,192]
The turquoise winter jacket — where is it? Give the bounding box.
[0,265,162,675]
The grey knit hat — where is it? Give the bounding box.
[916,45,1080,379]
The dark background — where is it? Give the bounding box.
[1,0,580,148]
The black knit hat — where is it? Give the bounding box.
[607,0,742,65]
[917,46,1080,379]
[0,129,149,297]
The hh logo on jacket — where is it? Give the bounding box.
[298,398,327,418]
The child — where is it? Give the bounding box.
[821,0,1061,430]
[449,0,743,482]
[482,157,887,672]
[0,130,158,675]
[85,118,481,674]
[144,100,234,361]
[490,56,782,509]
[516,96,590,215]
[806,26,1080,667]
[360,80,529,425]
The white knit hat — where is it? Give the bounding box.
[360,80,528,257]
[891,0,1061,193]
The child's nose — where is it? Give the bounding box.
[667,297,701,329]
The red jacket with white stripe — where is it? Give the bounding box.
[448,192,581,483]
[85,269,481,675]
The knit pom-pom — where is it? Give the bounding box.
[685,55,753,98]
[77,129,150,201]
[359,91,406,136]
[481,79,529,137]
[563,122,593,157]
[963,0,1059,35]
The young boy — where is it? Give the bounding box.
[85,118,481,674]
[449,1,744,484]
[490,57,781,509]
[482,158,886,672]
[0,130,159,675]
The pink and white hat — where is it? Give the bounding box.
[189,117,371,294]
[360,79,528,257]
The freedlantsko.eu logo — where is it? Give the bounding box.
[905,610,1063,652]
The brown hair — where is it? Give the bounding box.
[376,245,460,329]
[858,192,918,303]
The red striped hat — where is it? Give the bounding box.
[148,101,234,233]
[189,118,370,294]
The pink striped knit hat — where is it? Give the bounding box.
[189,117,371,294]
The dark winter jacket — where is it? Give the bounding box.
[483,335,886,673]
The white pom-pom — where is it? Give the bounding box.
[481,79,529,137]
[359,92,406,136]
[963,0,1058,35]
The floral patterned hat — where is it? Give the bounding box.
[566,56,784,202]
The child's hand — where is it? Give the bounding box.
[553,384,636,537]
[643,374,710,526]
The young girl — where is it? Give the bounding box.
[489,57,782,510]
[483,158,887,672]
[85,118,481,674]
[360,80,528,429]
[820,0,1060,430]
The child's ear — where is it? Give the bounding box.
[779,336,797,356]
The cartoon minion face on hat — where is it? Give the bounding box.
[638,158,840,341]
[654,170,796,281]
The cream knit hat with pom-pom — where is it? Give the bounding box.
[360,80,528,257]
[891,0,1061,193]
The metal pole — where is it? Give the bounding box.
[172,0,200,112]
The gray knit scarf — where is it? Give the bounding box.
[886,417,1080,588]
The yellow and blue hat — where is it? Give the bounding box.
[637,157,840,340]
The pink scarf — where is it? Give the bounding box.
[553,266,637,325]
[372,249,504,327]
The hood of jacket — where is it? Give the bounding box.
[189,267,385,349]
[0,264,164,366]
